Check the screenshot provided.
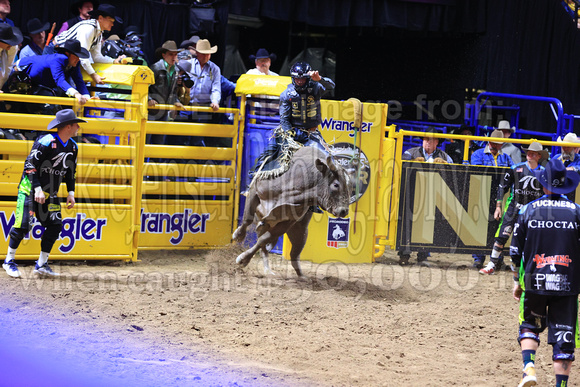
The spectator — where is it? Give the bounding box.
[479,142,547,275]
[148,40,183,149]
[189,38,221,113]
[497,120,523,164]
[178,38,196,61]
[2,109,85,278]
[445,124,478,164]
[554,132,580,172]
[399,127,452,266]
[49,3,126,85]
[0,23,22,91]
[246,48,279,114]
[511,158,580,387]
[0,0,13,27]
[402,127,453,163]
[13,39,93,105]
[58,1,95,35]
[247,48,278,76]
[19,18,49,59]
[469,129,515,269]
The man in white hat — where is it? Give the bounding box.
[497,120,523,164]
[554,132,580,172]
[188,38,221,112]
[480,141,547,275]
[3,109,85,278]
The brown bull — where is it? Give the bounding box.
[232,146,352,277]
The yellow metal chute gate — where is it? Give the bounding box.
[0,63,242,260]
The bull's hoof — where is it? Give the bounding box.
[236,252,252,267]
[264,269,277,276]
[232,227,246,243]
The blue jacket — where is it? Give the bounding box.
[553,153,580,172]
[470,146,515,167]
[17,53,89,96]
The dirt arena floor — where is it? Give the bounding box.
[1,248,579,386]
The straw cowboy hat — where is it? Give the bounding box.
[249,48,276,62]
[47,109,87,130]
[556,132,580,144]
[534,158,580,194]
[522,141,549,160]
[497,120,516,133]
[195,39,217,54]
[488,129,505,144]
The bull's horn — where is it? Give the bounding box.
[327,155,338,172]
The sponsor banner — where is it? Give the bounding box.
[396,162,507,254]
[285,100,385,263]
[138,202,233,249]
[0,204,132,258]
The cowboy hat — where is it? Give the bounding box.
[55,39,90,59]
[154,40,183,58]
[497,120,516,133]
[0,24,23,46]
[422,126,445,145]
[452,123,475,136]
[249,48,276,62]
[89,3,123,24]
[195,39,217,54]
[534,158,580,194]
[179,39,195,49]
[47,109,87,130]
[488,129,505,144]
[522,141,549,160]
[70,0,98,16]
[26,18,50,35]
[189,35,200,44]
[176,60,193,75]
[106,34,120,41]
[556,132,580,144]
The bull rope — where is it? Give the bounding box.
[347,98,363,233]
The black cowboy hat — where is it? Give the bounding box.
[249,48,276,62]
[534,158,580,194]
[179,39,194,50]
[89,3,123,24]
[124,25,145,38]
[70,0,98,16]
[423,126,445,144]
[0,24,23,46]
[47,109,87,130]
[452,124,475,136]
[55,39,90,59]
[26,18,50,35]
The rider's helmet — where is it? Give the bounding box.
[290,61,312,92]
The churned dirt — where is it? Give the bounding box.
[0,248,577,386]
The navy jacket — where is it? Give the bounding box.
[511,194,580,295]
[18,53,89,96]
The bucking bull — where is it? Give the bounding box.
[232,146,352,277]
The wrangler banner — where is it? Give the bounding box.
[397,162,508,254]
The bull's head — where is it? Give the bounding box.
[315,156,351,218]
